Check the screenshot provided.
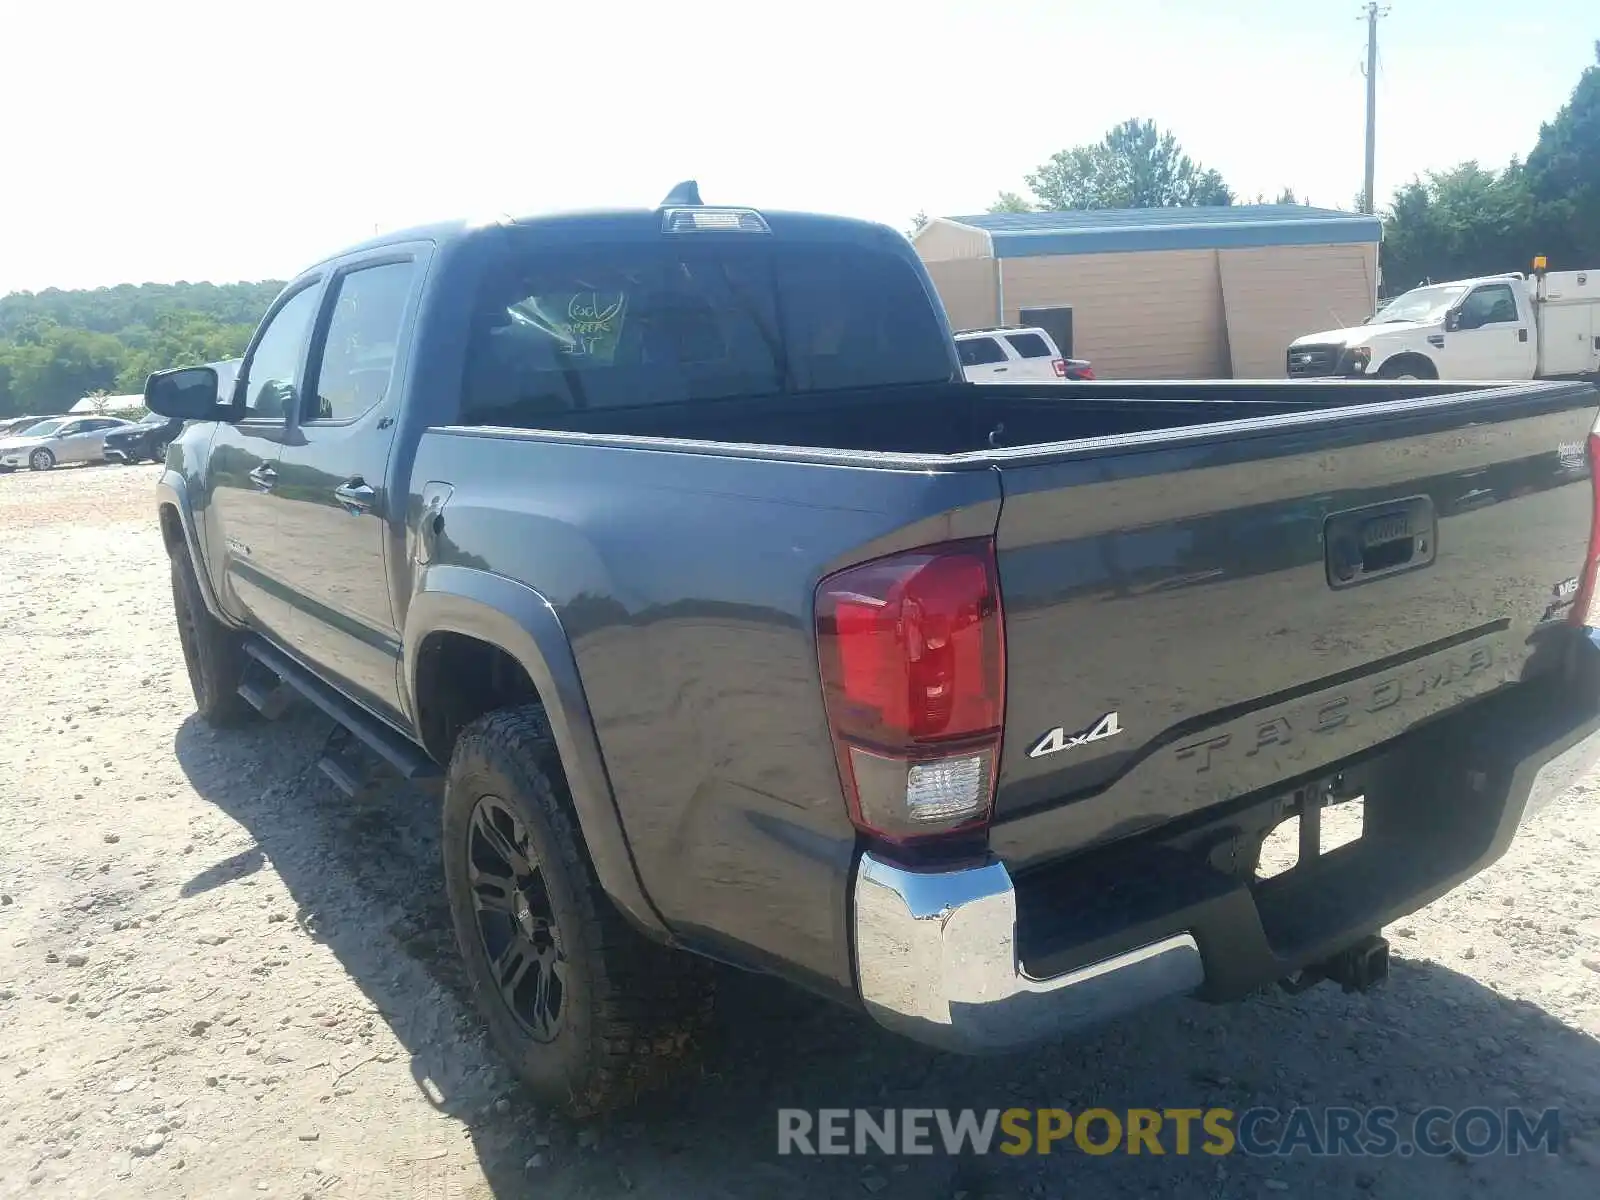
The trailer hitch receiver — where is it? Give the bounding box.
[1279,934,1390,995]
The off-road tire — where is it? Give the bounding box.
[169,544,254,727]
[442,706,714,1114]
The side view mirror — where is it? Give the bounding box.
[144,366,234,422]
[1443,310,1461,333]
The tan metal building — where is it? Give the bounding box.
[912,206,1383,378]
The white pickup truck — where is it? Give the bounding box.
[1288,266,1600,382]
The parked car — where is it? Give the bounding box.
[0,415,132,472]
[104,410,182,465]
[0,414,64,437]
[0,415,67,468]
[1288,261,1600,381]
[955,325,1095,382]
[143,185,1600,1115]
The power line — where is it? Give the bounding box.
[1361,2,1390,215]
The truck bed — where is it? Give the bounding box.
[486,378,1518,457]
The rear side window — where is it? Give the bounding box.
[1005,332,1052,358]
[957,337,1006,366]
[460,241,952,425]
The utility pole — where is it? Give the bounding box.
[1361,2,1389,215]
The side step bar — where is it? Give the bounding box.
[240,639,439,780]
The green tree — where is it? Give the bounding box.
[0,326,126,411]
[1380,162,1536,291]
[1022,119,1234,211]
[0,280,276,417]
[988,191,1034,214]
[1525,41,1600,266]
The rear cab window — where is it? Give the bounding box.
[460,239,954,426]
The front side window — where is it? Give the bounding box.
[307,261,417,422]
[1460,283,1520,327]
[957,337,1006,366]
[460,241,952,427]
[240,286,321,419]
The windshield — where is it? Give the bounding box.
[460,240,953,426]
[17,419,65,437]
[1374,284,1469,325]
[138,410,168,426]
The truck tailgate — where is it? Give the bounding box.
[988,383,1598,871]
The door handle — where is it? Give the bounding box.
[248,464,277,490]
[993,366,1009,372]
[334,478,376,514]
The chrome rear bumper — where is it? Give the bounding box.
[853,852,1204,1053]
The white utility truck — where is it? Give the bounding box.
[1287,260,1600,381]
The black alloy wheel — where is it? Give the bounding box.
[466,795,568,1042]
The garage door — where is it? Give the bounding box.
[1220,244,1376,378]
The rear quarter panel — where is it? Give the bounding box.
[406,430,1000,995]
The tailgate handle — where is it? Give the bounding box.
[1324,496,1437,589]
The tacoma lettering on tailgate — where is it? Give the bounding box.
[1174,645,1495,775]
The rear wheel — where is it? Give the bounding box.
[442,706,713,1114]
[169,544,254,727]
[28,448,54,471]
[150,440,170,464]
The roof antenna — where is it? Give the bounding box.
[660,180,702,207]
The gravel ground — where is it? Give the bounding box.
[1,463,1599,1199]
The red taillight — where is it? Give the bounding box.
[1569,432,1600,627]
[1051,358,1067,378]
[1075,365,1097,380]
[815,538,1005,842]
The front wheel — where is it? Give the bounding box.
[1376,358,1435,381]
[169,544,254,727]
[442,707,713,1114]
[28,448,54,471]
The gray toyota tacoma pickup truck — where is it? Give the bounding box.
[145,183,1600,1113]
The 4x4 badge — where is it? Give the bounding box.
[1027,712,1122,759]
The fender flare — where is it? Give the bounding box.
[1373,350,1438,379]
[402,565,670,939]
[155,470,234,625]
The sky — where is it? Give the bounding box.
[0,0,1593,295]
